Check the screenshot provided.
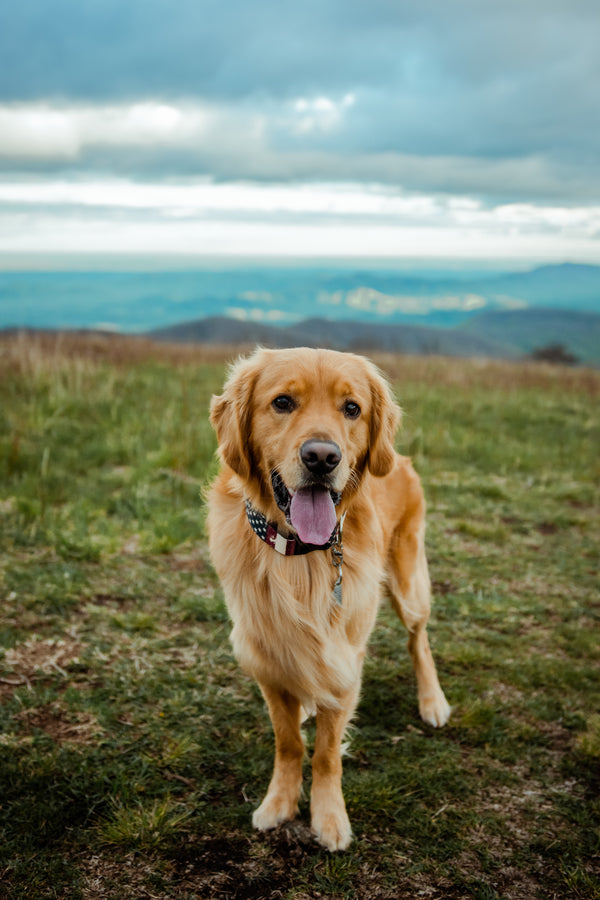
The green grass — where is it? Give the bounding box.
[0,335,599,899]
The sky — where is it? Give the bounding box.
[1,0,599,266]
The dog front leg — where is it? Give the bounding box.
[252,683,304,832]
[310,685,359,852]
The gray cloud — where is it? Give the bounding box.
[0,0,599,220]
[0,96,596,205]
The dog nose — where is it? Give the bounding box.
[300,439,342,476]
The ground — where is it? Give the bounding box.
[0,333,598,899]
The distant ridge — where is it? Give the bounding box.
[148,307,600,364]
[1,262,599,335]
[461,308,600,363]
[1,262,599,363]
[149,315,512,357]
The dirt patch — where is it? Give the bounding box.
[168,549,207,573]
[79,832,484,900]
[460,767,580,900]
[431,579,458,596]
[4,636,83,680]
[80,852,169,900]
[536,521,559,535]
[91,592,132,606]
[14,702,104,745]
[170,827,472,900]
[171,829,308,899]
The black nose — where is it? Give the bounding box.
[300,439,342,476]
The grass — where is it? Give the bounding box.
[0,332,598,899]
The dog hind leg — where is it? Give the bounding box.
[387,523,451,728]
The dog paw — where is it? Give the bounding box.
[252,794,298,832]
[311,808,353,852]
[419,690,451,728]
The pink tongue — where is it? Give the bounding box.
[290,486,337,545]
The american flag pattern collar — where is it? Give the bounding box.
[245,499,340,556]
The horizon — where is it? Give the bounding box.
[2,259,600,364]
[2,260,599,336]
[0,254,595,275]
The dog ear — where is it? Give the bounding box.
[209,356,259,480]
[367,367,401,478]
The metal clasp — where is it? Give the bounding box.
[331,512,346,605]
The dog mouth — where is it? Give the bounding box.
[271,471,341,545]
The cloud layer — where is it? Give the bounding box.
[2,176,598,261]
[1,1,599,260]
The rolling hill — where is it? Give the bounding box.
[149,307,600,364]
[459,308,600,363]
[2,262,599,363]
[149,316,512,357]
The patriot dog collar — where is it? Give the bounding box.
[245,499,340,556]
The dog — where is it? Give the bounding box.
[207,347,450,851]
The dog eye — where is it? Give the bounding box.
[344,401,361,419]
[272,395,296,413]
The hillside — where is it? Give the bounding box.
[459,308,600,363]
[150,315,514,358]
[150,307,600,364]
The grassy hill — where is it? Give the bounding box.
[0,332,599,899]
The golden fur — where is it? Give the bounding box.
[207,347,450,851]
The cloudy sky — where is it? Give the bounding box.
[1,0,599,265]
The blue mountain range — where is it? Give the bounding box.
[1,262,599,362]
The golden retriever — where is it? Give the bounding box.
[207,347,450,851]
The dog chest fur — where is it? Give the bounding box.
[207,473,382,709]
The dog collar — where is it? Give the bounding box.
[245,499,340,556]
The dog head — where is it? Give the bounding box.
[210,348,400,543]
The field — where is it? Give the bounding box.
[0,332,598,900]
